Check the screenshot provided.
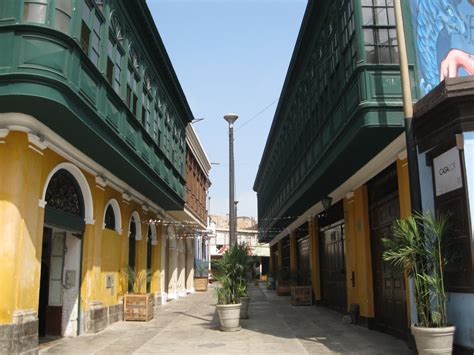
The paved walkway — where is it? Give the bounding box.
[40,283,412,354]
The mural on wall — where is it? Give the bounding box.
[410,0,474,96]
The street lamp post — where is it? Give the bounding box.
[224,113,238,247]
[394,0,422,213]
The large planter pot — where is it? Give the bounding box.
[216,303,241,332]
[194,277,208,292]
[240,297,250,319]
[123,293,154,321]
[411,325,455,355]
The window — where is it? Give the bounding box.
[106,36,123,94]
[141,78,152,130]
[54,0,72,33]
[126,49,140,115]
[362,0,398,64]
[81,1,102,67]
[23,0,48,24]
[106,15,123,94]
[104,204,115,230]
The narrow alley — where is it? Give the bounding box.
[40,284,411,355]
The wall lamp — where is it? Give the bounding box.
[321,195,333,212]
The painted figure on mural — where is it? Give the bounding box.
[411,0,474,96]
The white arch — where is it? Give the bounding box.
[103,198,122,234]
[129,211,142,240]
[147,222,157,245]
[41,162,94,224]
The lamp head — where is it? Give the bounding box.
[321,195,332,212]
[224,113,239,125]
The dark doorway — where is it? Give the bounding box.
[369,164,408,339]
[297,235,311,285]
[319,221,347,312]
[39,227,52,337]
[128,217,137,292]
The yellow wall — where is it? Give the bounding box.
[0,131,163,325]
[343,186,374,317]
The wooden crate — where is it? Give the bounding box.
[124,293,154,321]
[291,286,313,306]
[194,277,208,292]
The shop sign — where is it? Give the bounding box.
[433,147,463,196]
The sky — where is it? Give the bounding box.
[147,0,307,218]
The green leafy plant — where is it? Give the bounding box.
[195,259,209,278]
[121,266,151,294]
[213,244,249,304]
[382,212,449,328]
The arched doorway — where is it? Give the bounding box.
[128,217,137,292]
[39,167,89,339]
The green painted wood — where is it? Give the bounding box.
[45,207,85,233]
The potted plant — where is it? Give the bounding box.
[383,212,454,354]
[122,267,154,321]
[213,245,247,331]
[239,249,255,319]
[194,259,209,292]
[276,266,291,296]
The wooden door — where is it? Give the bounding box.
[371,191,408,339]
[319,222,347,313]
[297,236,311,285]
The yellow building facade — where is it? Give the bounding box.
[0,113,201,354]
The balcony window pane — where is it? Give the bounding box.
[23,3,47,24]
[375,7,388,26]
[54,10,70,33]
[56,0,71,14]
[362,7,373,26]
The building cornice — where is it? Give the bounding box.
[186,124,211,176]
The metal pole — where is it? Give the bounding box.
[229,122,236,247]
[394,0,422,213]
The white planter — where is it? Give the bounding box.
[216,303,241,332]
[240,297,250,319]
[411,325,455,355]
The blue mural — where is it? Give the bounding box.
[410,0,474,96]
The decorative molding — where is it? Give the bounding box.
[28,144,44,155]
[27,132,48,150]
[0,128,9,143]
[38,199,47,208]
[122,192,132,202]
[397,150,407,161]
[95,175,108,188]
[142,204,149,212]
[85,218,95,225]
[345,192,355,200]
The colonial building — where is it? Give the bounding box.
[169,124,211,297]
[255,0,474,351]
[254,0,416,341]
[0,0,198,353]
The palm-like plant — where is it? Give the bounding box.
[121,266,151,294]
[214,244,249,304]
[383,212,449,328]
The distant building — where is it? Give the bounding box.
[208,215,269,278]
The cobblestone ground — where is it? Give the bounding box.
[40,283,412,354]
